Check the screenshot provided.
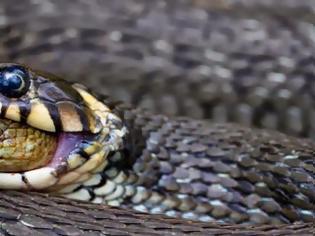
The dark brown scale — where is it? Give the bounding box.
[36,80,83,103]
[0,0,314,137]
[0,0,314,234]
[1,0,313,138]
[102,105,315,224]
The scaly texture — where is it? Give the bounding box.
[1,0,315,137]
[106,104,314,224]
[0,191,313,236]
[0,0,314,235]
[0,118,57,172]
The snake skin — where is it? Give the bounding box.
[1,0,315,138]
[108,103,314,224]
[0,191,313,236]
[0,0,314,234]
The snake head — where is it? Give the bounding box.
[0,63,126,191]
[0,63,103,133]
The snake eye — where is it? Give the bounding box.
[0,65,30,98]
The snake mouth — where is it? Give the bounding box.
[48,132,89,169]
[0,63,127,191]
[0,106,126,191]
[0,116,107,190]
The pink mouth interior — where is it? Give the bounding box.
[48,133,85,168]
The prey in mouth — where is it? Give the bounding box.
[0,63,126,192]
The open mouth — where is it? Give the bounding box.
[48,132,86,168]
[0,118,91,173]
[0,63,127,191]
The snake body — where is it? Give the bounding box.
[0,0,314,235]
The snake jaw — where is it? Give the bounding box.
[0,63,128,191]
[0,103,126,191]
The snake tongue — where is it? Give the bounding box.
[49,133,84,168]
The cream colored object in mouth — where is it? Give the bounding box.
[0,118,57,172]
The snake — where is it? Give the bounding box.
[0,0,314,235]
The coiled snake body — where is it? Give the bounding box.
[0,0,314,235]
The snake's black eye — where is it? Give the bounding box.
[0,65,30,98]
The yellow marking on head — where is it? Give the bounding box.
[72,85,108,132]
[73,85,110,112]
[57,102,83,132]
[84,107,101,133]
[27,100,56,132]
[67,153,85,170]
[5,102,21,122]
[83,142,102,155]
[75,150,106,174]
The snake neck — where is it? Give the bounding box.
[57,100,177,215]
[55,97,315,224]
